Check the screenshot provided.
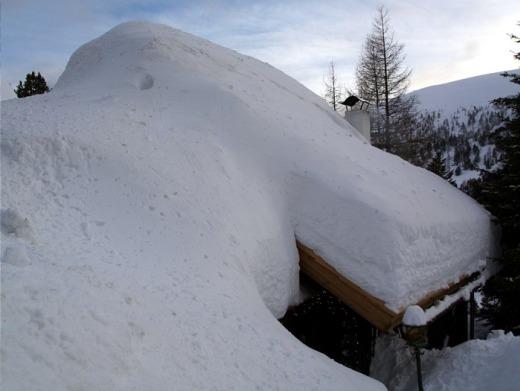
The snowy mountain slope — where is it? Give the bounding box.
[412,70,518,115]
[410,71,518,186]
[1,22,496,390]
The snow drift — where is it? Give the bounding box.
[1,22,496,390]
[371,331,520,391]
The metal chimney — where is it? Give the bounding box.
[339,96,371,144]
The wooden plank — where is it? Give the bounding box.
[297,242,401,331]
[414,273,475,311]
[296,241,479,332]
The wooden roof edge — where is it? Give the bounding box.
[402,271,484,324]
[413,272,480,312]
[297,241,400,331]
[296,240,484,332]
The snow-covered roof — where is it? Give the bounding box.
[1,21,497,390]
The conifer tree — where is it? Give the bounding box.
[14,71,50,98]
[427,151,456,186]
[473,25,520,333]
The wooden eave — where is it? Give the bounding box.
[297,241,478,332]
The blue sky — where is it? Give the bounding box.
[2,0,519,99]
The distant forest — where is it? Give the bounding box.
[388,105,506,186]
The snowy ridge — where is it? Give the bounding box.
[412,70,518,115]
[1,22,497,390]
[411,72,516,187]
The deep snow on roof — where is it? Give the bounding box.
[1,21,496,390]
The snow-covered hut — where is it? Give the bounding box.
[1,22,498,391]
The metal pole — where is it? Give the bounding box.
[414,347,424,391]
[469,290,476,340]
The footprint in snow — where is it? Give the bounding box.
[1,208,33,240]
[2,245,30,267]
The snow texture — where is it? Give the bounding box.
[371,331,520,391]
[1,21,498,390]
[402,305,426,327]
[1,208,34,240]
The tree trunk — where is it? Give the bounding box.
[380,10,390,151]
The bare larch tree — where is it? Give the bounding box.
[355,6,416,153]
[324,59,343,111]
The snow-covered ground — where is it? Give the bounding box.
[371,331,520,391]
[1,22,497,390]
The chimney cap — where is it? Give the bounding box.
[340,95,360,107]
[340,95,370,111]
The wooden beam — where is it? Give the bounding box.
[297,242,401,331]
[414,273,475,311]
[296,241,480,332]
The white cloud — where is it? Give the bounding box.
[2,0,519,100]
